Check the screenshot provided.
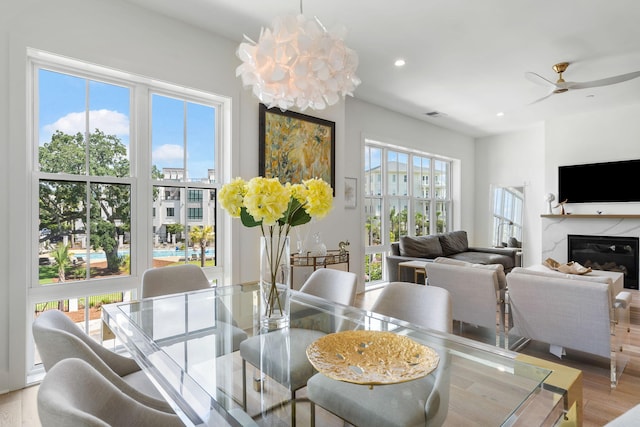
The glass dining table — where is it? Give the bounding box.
[102,283,569,427]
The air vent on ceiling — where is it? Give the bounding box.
[425,111,446,118]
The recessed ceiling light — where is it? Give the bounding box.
[394,58,406,67]
[496,112,505,117]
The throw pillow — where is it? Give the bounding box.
[399,235,443,258]
[438,230,469,255]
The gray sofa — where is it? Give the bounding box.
[387,230,520,282]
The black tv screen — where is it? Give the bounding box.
[558,159,640,203]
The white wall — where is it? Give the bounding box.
[475,125,546,266]
[0,1,11,394]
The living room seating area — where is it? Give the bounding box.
[386,230,520,283]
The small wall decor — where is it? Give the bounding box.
[259,104,336,194]
[344,177,357,208]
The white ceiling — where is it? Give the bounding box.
[124,0,640,137]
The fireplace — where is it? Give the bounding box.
[567,234,639,289]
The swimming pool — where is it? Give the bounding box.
[79,248,214,261]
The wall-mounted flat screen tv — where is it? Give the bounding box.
[559,159,640,203]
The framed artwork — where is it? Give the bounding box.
[259,104,336,194]
[344,177,357,208]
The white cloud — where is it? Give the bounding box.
[153,144,184,163]
[41,109,129,141]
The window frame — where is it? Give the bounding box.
[27,50,231,379]
[364,140,452,284]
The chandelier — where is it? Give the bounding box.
[236,13,361,111]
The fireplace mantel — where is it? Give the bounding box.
[541,214,640,219]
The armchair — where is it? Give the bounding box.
[425,257,506,347]
[506,267,630,388]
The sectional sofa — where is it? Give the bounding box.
[386,230,520,282]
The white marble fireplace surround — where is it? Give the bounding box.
[541,215,640,265]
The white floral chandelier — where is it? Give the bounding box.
[236,13,361,111]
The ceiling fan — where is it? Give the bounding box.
[525,62,640,104]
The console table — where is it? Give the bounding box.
[290,251,350,287]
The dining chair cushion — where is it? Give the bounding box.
[307,350,450,427]
[239,328,326,391]
[38,358,183,427]
[308,375,435,427]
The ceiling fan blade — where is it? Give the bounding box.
[570,71,640,89]
[525,71,557,88]
[528,90,556,105]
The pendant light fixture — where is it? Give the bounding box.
[235,1,360,111]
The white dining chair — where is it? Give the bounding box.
[239,268,358,426]
[306,282,453,427]
[141,264,248,356]
[37,358,184,427]
[298,268,358,305]
[32,309,173,413]
[141,263,212,297]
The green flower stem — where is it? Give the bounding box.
[261,223,292,317]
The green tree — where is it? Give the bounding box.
[39,130,130,272]
[189,225,214,267]
[151,165,163,201]
[51,243,70,283]
[166,223,185,242]
[50,243,71,310]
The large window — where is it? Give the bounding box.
[37,70,132,283]
[151,94,217,267]
[30,51,227,374]
[364,141,452,285]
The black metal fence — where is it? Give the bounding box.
[35,292,124,314]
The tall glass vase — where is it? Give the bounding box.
[259,235,291,331]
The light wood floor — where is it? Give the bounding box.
[2,288,639,426]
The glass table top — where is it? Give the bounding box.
[102,284,565,426]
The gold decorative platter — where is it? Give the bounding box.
[306,330,439,386]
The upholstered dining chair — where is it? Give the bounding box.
[32,309,172,413]
[37,358,184,427]
[141,264,248,355]
[239,268,358,426]
[306,282,453,427]
[141,263,212,297]
[298,268,358,305]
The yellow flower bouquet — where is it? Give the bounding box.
[219,176,333,325]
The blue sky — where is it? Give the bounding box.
[39,69,215,180]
